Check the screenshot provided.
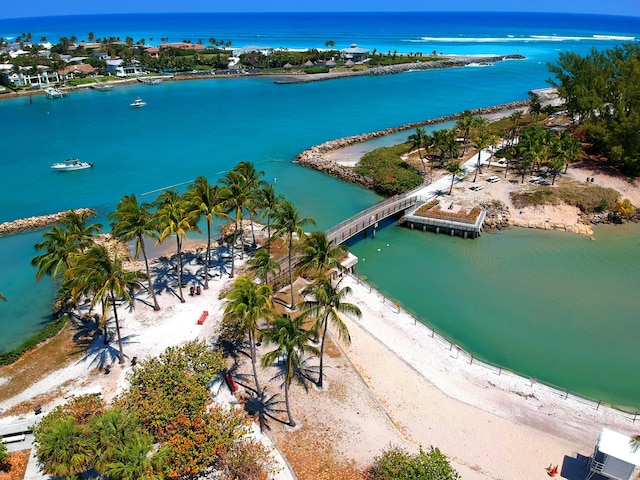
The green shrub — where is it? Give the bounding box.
[0,442,9,471]
[355,145,423,196]
[304,66,330,74]
[368,445,460,480]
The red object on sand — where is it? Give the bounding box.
[224,373,238,393]
[197,311,208,325]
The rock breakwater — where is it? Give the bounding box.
[0,208,96,236]
[295,100,529,188]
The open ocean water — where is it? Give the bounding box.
[1,11,640,409]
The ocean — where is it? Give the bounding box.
[1,11,639,409]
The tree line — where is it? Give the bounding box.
[548,43,640,176]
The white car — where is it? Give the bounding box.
[469,184,484,191]
[486,175,500,183]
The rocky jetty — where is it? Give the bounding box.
[295,100,530,188]
[0,208,96,236]
[481,200,511,230]
[276,54,525,84]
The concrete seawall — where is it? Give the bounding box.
[0,208,96,237]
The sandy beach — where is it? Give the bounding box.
[1,151,639,479]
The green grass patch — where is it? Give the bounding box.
[0,315,68,366]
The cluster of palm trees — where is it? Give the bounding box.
[407,108,583,193]
[31,161,361,400]
[224,226,361,427]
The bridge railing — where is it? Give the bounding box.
[325,194,431,245]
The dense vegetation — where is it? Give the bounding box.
[355,144,424,195]
[548,43,640,176]
[367,445,461,480]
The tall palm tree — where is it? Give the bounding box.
[456,110,476,156]
[61,210,102,248]
[185,177,227,290]
[248,248,280,286]
[68,245,145,364]
[219,170,250,277]
[260,315,318,427]
[257,184,284,254]
[471,127,493,182]
[234,161,266,247]
[224,275,274,396]
[153,189,199,302]
[300,276,361,388]
[446,161,463,195]
[31,226,80,281]
[271,200,316,309]
[296,231,346,280]
[108,194,160,311]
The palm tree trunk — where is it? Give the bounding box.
[449,175,455,195]
[250,331,262,396]
[176,236,185,303]
[284,381,295,427]
[229,217,237,278]
[139,235,160,311]
[266,218,272,254]
[288,238,295,310]
[473,152,482,182]
[317,318,329,388]
[204,220,211,290]
[249,213,257,246]
[110,291,125,364]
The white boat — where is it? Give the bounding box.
[51,158,93,171]
[130,97,147,107]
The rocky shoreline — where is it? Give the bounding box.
[0,208,96,236]
[294,100,530,187]
[275,54,525,84]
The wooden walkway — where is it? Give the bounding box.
[325,194,424,245]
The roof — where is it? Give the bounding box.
[340,44,370,54]
[598,428,640,467]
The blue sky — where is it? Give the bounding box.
[3,0,640,19]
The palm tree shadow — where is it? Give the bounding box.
[76,315,140,370]
[149,256,189,301]
[243,391,287,431]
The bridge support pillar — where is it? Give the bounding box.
[372,227,376,238]
[422,225,426,231]
[435,227,439,234]
[450,229,454,236]
[464,231,468,239]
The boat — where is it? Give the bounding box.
[130,97,147,107]
[50,158,93,171]
[90,83,113,91]
[44,87,67,99]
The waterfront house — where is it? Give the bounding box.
[106,59,145,77]
[340,44,370,63]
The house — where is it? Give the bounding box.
[58,63,95,80]
[91,50,109,61]
[3,67,60,86]
[105,59,145,77]
[340,44,370,63]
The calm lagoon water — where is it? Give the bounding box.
[1,11,639,409]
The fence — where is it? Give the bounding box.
[347,272,640,422]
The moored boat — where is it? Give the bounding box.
[50,158,93,171]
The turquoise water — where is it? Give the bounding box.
[1,12,640,409]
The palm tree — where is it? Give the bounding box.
[234,161,266,247]
[300,276,360,388]
[296,231,346,280]
[456,110,476,156]
[185,177,227,290]
[257,184,284,254]
[103,433,168,480]
[224,275,274,396]
[31,225,80,281]
[471,128,493,182]
[248,249,280,286]
[33,417,95,479]
[153,189,199,302]
[61,210,102,247]
[260,315,318,427]
[446,161,463,195]
[219,170,250,277]
[271,200,316,309]
[108,194,160,311]
[91,409,141,474]
[68,245,145,363]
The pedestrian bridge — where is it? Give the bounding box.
[325,194,426,245]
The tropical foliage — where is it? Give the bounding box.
[367,445,461,480]
[548,43,640,175]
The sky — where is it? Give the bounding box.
[2,0,640,19]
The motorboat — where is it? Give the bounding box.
[130,97,147,107]
[51,158,93,171]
